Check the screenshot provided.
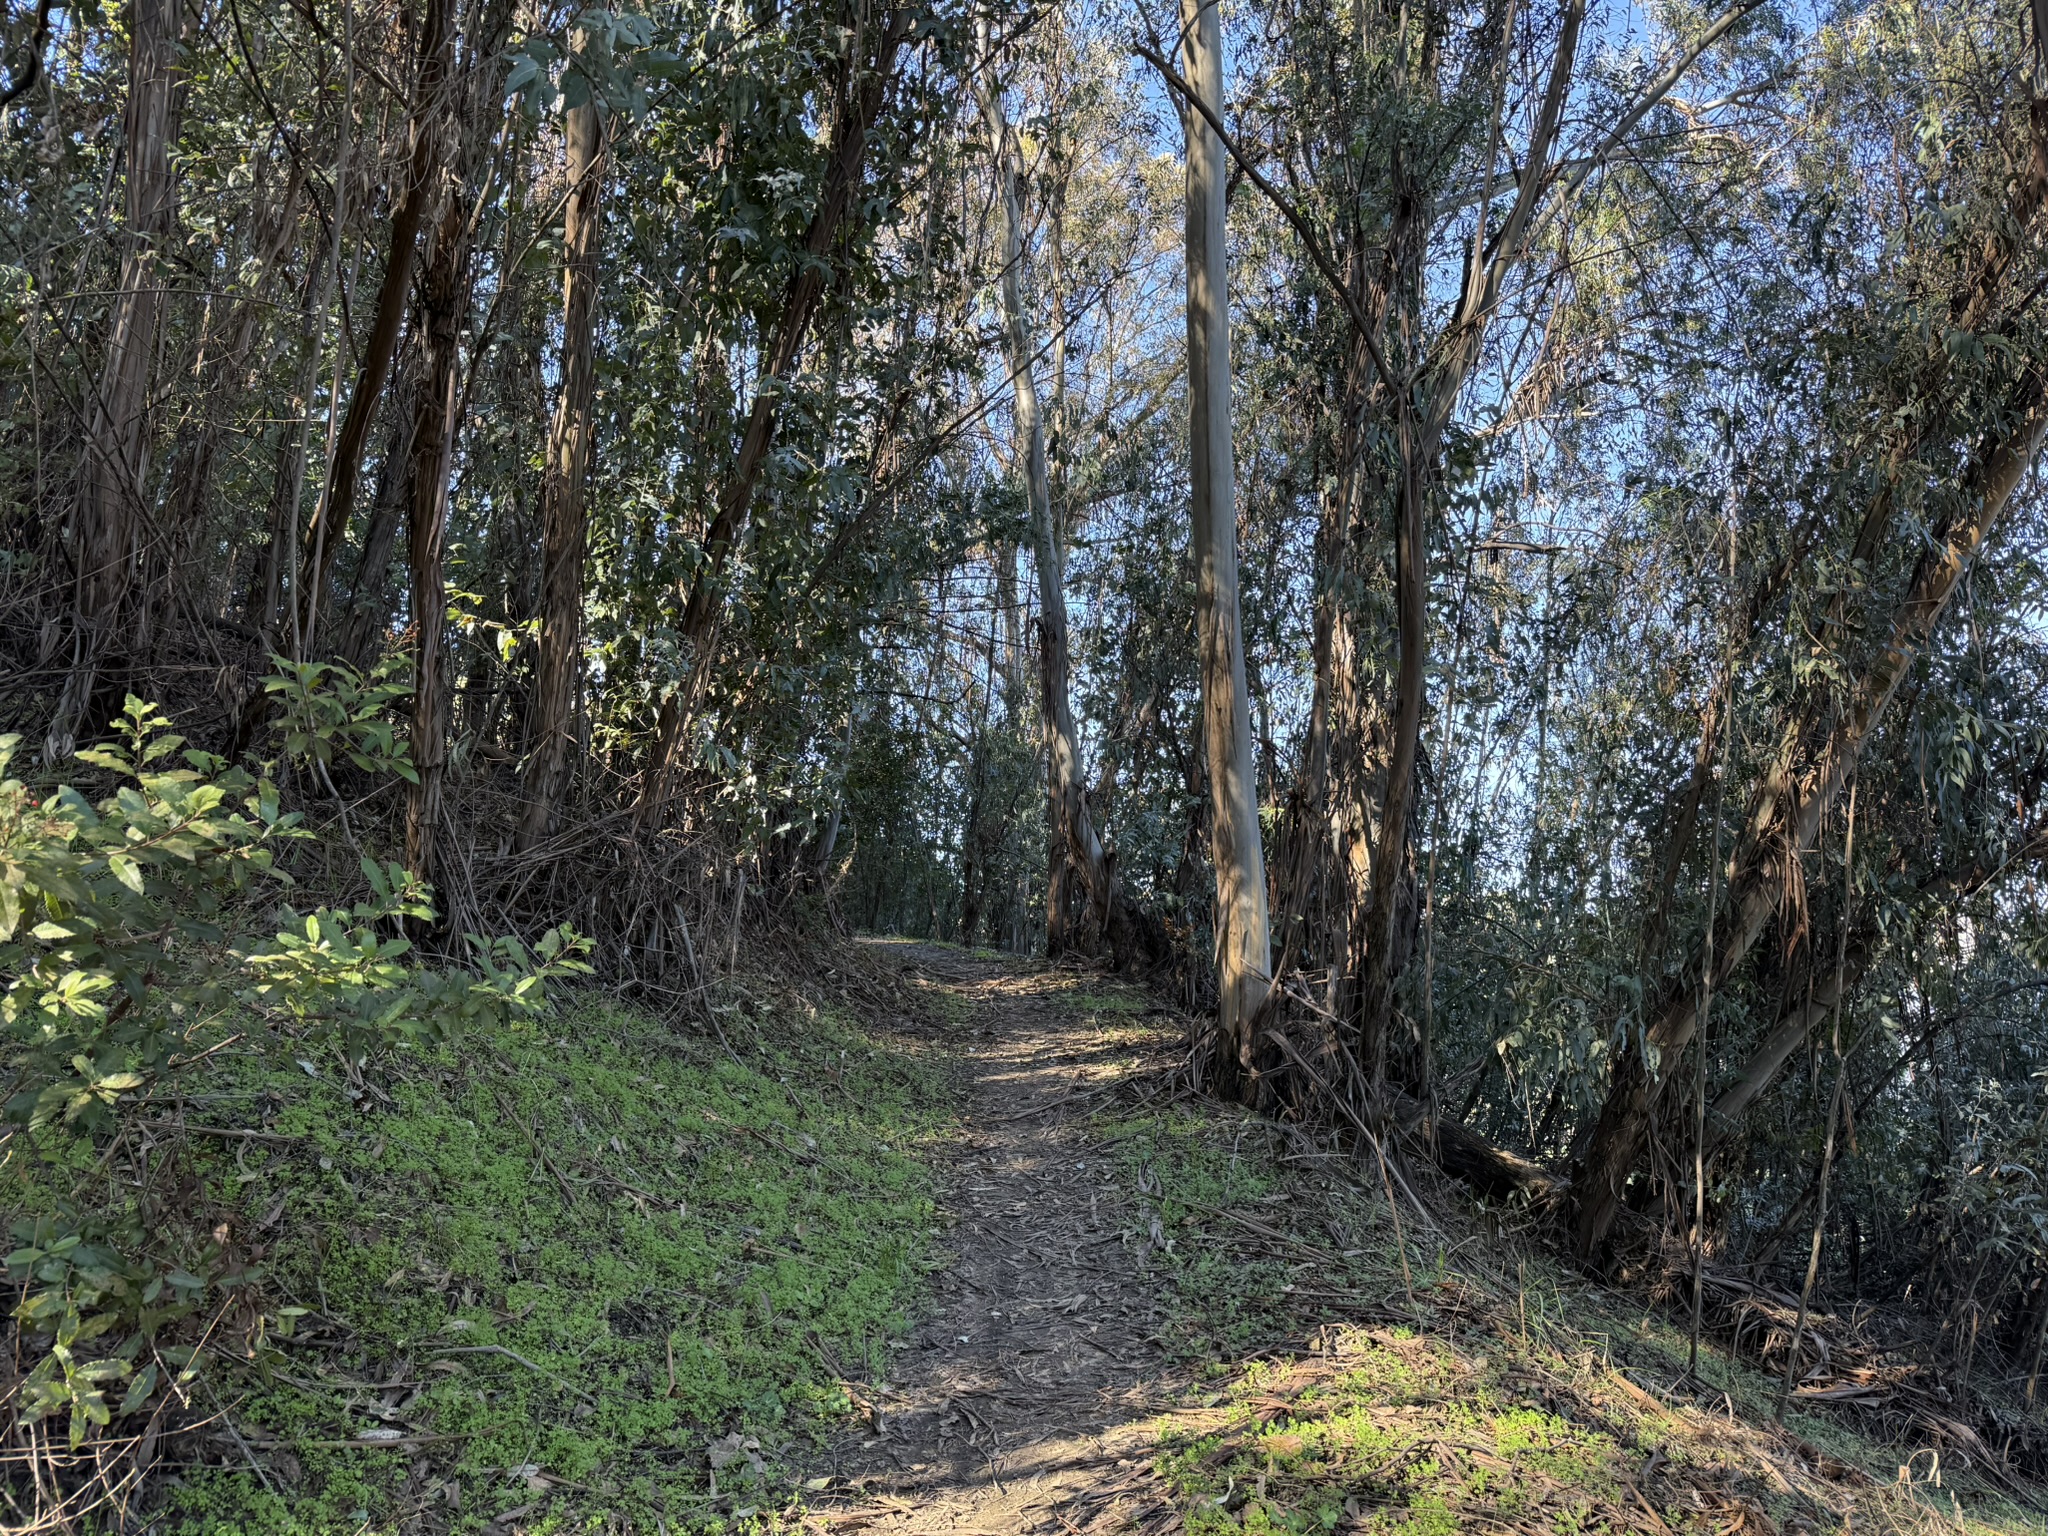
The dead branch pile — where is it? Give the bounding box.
[1640,1235,2048,1492]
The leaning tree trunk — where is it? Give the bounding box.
[1572,49,2048,1253]
[516,81,606,851]
[294,0,452,656]
[337,368,421,670]
[47,0,182,763]
[1572,363,2048,1259]
[1179,0,1271,1094]
[636,7,913,826]
[1697,830,2046,1163]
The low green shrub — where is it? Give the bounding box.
[2,687,587,1454]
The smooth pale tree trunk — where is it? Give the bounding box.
[47,0,182,763]
[1179,0,1271,1095]
[517,83,606,850]
[1572,365,2048,1258]
[974,50,1115,957]
[1146,0,1592,1094]
[295,0,453,655]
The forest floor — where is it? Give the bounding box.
[809,941,1193,1534]
[808,940,2046,1536]
[37,937,2043,1533]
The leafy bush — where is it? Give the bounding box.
[1,693,589,1450]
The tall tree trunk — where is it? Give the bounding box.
[958,595,998,943]
[405,201,468,883]
[975,40,1116,959]
[1179,0,1270,1096]
[47,0,182,762]
[294,0,452,655]
[1145,0,1591,1092]
[516,80,606,851]
[637,6,912,825]
[1351,414,1425,1093]
[405,0,514,878]
[1572,365,2048,1259]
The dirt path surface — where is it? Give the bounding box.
[818,942,1187,1534]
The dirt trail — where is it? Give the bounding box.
[818,942,1187,1534]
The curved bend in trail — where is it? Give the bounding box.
[820,942,1187,1535]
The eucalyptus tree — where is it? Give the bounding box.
[0,0,984,896]
[517,28,608,850]
[1178,0,1271,1089]
[635,5,922,826]
[1144,0,1757,1108]
[1564,0,2048,1258]
[975,21,1111,956]
[44,0,182,763]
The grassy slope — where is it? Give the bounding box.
[15,952,2042,1534]
[117,979,953,1533]
[1066,986,2046,1536]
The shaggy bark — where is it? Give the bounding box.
[48,0,183,762]
[516,75,606,850]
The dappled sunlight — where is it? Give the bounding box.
[810,944,2041,1536]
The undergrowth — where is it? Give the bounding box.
[8,983,953,1533]
[1087,1038,2048,1536]
[1094,1094,1403,1365]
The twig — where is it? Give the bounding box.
[178,1125,299,1144]
[430,1345,596,1403]
[248,1429,480,1450]
[1259,1025,1443,1240]
[492,1088,582,1206]
[202,1378,276,1496]
[1180,1198,1334,1263]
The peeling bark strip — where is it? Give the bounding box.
[1179,0,1271,1093]
[517,70,607,852]
[1572,367,2048,1259]
[637,6,914,825]
[48,0,183,763]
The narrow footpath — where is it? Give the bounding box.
[807,943,2014,1536]
[818,942,1188,1534]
